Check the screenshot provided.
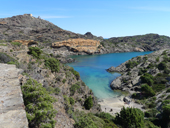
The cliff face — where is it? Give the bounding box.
[0,64,28,128]
[52,38,101,54]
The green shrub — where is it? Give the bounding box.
[95,112,114,121]
[45,58,60,72]
[28,47,42,59]
[152,84,165,92]
[70,67,80,79]
[164,68,170,74]
[162,50,167,55]
[84,96,93,110]
[141,73,154,86]
[162,100,170,105]
[21,79,57,128]
[10,41,21,46]
[45,86,55,94]
[144,108,158,117]
[74,111,105,128]
[0,52,19,67]
[156,57,159,62]
[115,107,144,128]
[141,84,155,97]
[54,87,60,95]
[70,83,80,96]
[158,62,167,70]
[138,68,148,75]
[62,79,66,83]
[126,61,138,68]
[162,104,170,127]
[166,88,170,93]
[69,97,75,105]
[144,120,160,128]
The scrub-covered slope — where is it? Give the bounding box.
[108,49,170,127]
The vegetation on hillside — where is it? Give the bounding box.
[22,79,57,128]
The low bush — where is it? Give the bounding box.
[152,84,166,92]
[141,84,155,97]
[0,52,19,67]
[28,47,42,59]
[10,41,21,46]
[69,97,75,105]
[141,73,154,86]
[115,107,144,128]
[62,79,66,83]
[70,67,80,79]
[45,58,60,72]
[138,68,148,75]
[158,62,167,70]
[126,61,138,68]
[84,96,93,110]
[54,87,60,95]
[21,79,57,128]
[70,83,80,96]
[166,88,170,93]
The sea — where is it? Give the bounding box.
[67,51,153,100]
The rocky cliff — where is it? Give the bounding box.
[0,64,28,128]
[52,38,101,54]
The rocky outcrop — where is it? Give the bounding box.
[52,38,101,54]
[108,49,168,92]
[0,64,28,128]
[134,47,144,52]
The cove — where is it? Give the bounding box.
[68,51,153,100]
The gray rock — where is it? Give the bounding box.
[0,63,28,128]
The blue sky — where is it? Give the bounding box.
[0,0,170,38]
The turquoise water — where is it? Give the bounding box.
[68,51,153,99]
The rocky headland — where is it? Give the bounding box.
[107,49,170,127]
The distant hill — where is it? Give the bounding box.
[101,34,170,53]
[1,14,170,55]
[0,14,101,43]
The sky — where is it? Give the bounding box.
[0,0,170,38]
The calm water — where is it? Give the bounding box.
[68,51,152,99]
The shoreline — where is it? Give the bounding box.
[98,96,144,115]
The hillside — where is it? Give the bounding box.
[101,34,170,53]
[107,49,170,127]
[1,14,170,57]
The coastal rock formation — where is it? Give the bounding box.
[108,49,168,91]
[52,38,100,54]
[0,64,28,128]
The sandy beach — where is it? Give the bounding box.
[98,96,144,115]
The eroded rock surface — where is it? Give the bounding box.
[52,38,101,54]
[0,64,28,128]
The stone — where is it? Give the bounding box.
[52,38,100,54]
[0,63,28,128]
